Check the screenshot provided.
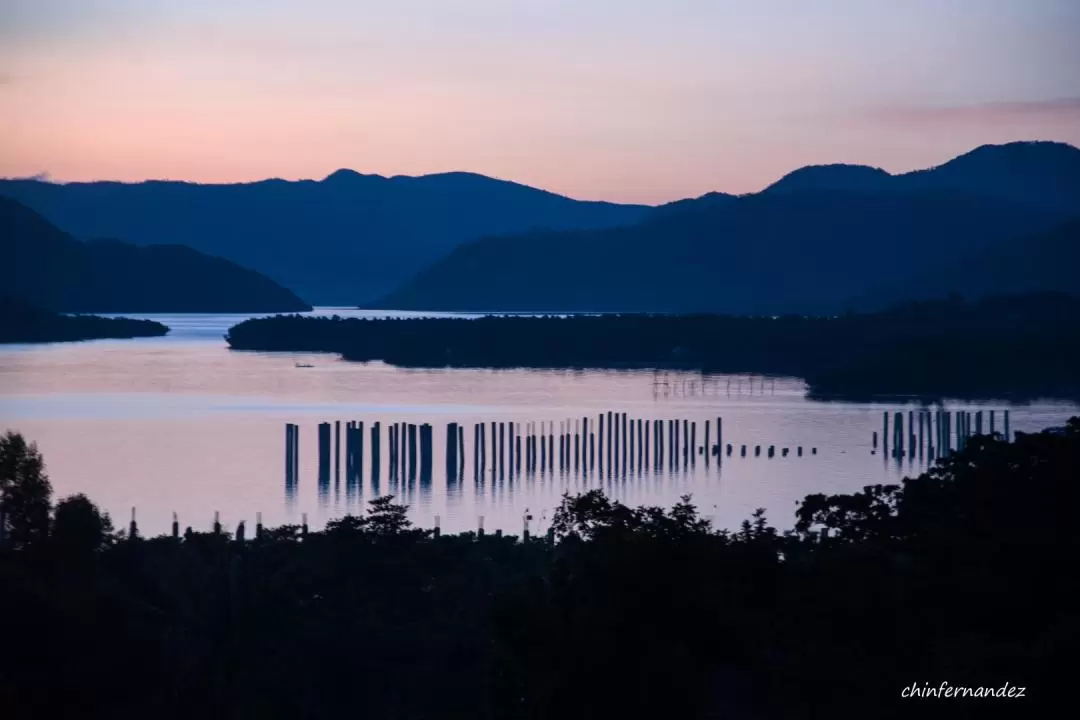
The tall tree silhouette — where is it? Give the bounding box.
[0,431,53,548]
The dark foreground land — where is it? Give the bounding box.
[226,293,1080,398]
[1,420,1077,719]
[0,293,169,343]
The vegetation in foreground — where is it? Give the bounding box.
[226,293,1080,398]
[1,420,1077,719]
[0,293,169,343]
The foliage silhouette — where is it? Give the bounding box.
[52,493,114,555]
[0,292,168,344]
[226,293,1080,398]
[0,430,53,549]
[1,420,1077,718]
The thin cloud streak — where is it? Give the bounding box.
[873,97,1080,125]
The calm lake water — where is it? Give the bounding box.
[2,308,1076,536]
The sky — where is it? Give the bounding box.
[1,0,1078,204]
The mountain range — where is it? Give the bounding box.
[377,141,1080,314]
[1,197,311,313]
[4,140,1078,314]
[0,171,648,305]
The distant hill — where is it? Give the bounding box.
[0,171,650,305]
[0,293,169,343]
[377,142,1080,314]
[1,196,311,313]
[765,141,1080,210]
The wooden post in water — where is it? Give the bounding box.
[918,413,923,456]
[883,411,889,457]
[643,419,650,470]
[895,412,904,458]
[393,425,401,481]
[479,423,487,476]
[668,419,675,470]
[172,512,179,539]
[652,418,660,470]
[318,422,331,487]
[334,420,341,487]
[683,420,689,467]
[612,414,619,474]
[990,410,996,436]
[606,411,613,472]
[357,421,365,485]
[976,410,983,436]
[1004,410,1010,442]
[548,421,554,471]
[499,422,506,477]
[285,423,294,487]
[716,417,723,461]
[447,422,459,483]
[422,424,434,483]
[408,424,419,481]
[574,420,581,473]
[690,421,697,466]
[513,426,520,475]
[704,420,711,467]
[582,417,589,471]
[622,413,628,472]
[598,414,605,475]
[630,416,639,472]
[371,422,380,486]
[541,423,547,475]
[507,422,514,474]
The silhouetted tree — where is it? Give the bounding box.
[51,493,114,554]
[0,430,53,548]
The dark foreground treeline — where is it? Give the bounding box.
[225,293,1080,398]
[0,293,169,343]
[2,421,1078,719]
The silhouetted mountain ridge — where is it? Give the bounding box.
[0,171,650,304]
[377,141,1080,313]
[1,196,312,313]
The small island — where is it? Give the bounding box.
[0,294,169,344]
[225,293,1080,399]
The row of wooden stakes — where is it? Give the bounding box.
[284,415,821,486]
[872,409,1011,460]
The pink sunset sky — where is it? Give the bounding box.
[2,0,1079,204]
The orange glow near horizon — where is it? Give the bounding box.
[2,1,1079,204]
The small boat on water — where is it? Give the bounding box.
[295,363,314,368]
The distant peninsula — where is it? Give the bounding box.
[225,293,1080,399]
[1,196,312,313]
[0,294,168,344]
